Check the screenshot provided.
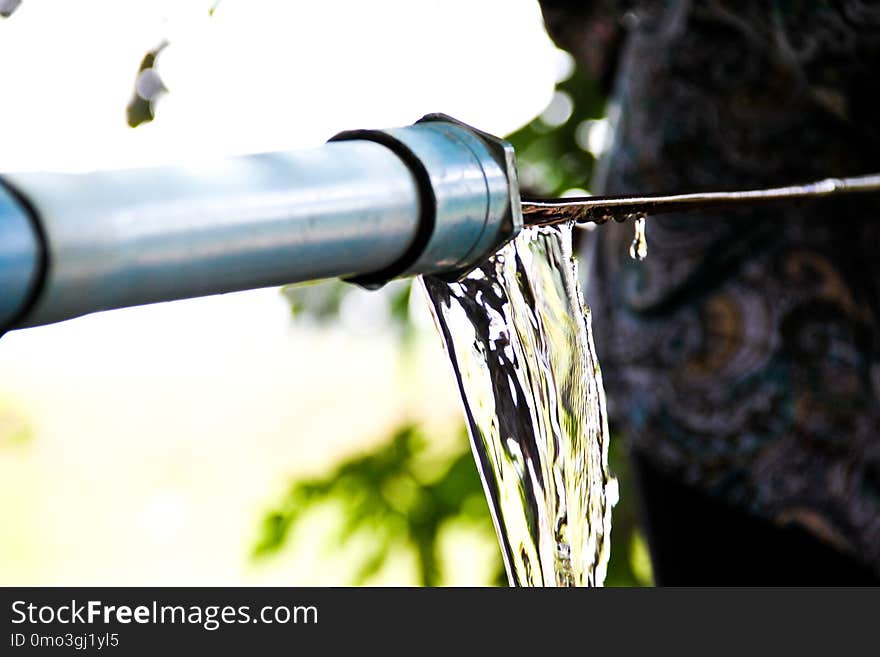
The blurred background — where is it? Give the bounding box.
[0,0,651,586]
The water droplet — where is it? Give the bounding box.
[629,215,648,261]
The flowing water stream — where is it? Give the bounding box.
[421,222,617,587]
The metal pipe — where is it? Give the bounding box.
[0,115,521,331]
[0,182,42,329]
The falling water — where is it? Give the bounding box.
[629,215,648,261]
[421,222,617,587]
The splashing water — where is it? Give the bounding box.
[421,222,617,587]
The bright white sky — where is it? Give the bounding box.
[0,0,565,585]
[0,0,565,171]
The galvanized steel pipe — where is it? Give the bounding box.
[0,115,521,331]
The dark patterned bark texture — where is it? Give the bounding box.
[540,0,880,573]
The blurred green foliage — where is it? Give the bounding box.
[0,401,33,448]
[507,66,606,197]
[280,278,417,344]
[126,43,168,128]
[255,424,503,586]
[255,416,652,586]
[255,63,654,586]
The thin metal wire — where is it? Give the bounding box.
[521,173,880,226]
